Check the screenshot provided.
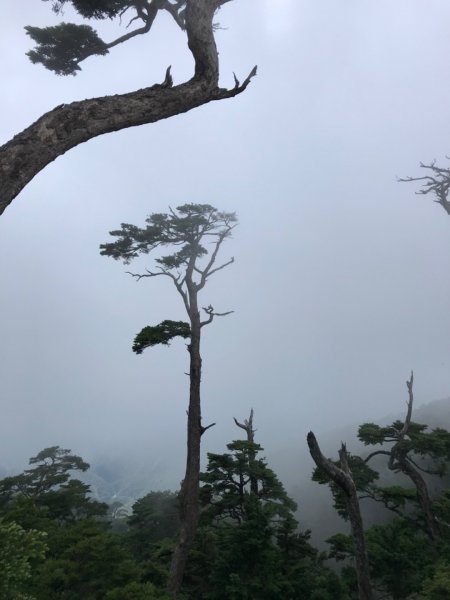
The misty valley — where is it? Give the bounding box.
[2,378,450,599]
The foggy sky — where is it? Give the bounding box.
[1,1,450,487]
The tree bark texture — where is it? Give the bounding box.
[307,432,373,600]
[167,261,202,596]
[0,0,255,215]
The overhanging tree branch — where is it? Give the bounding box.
[0,0,257,215]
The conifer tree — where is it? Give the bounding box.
[186,423,348,599]
[100,203,236,594]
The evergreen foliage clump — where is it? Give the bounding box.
[184,439,348,599]
[311,386,450,600]
[26,23,108,75]
[132,321,190,354]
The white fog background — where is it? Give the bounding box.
[1,1,450,494]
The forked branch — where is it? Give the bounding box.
[399,161,450,215]
[200,304,234,327]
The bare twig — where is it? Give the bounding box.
[399,162,450,215]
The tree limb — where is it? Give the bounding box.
[196,224,236,290]
[200,421,216,436]
[126,268,170,281]
[364,450,392,464]
[200,304,233,327]
[399,162,450,215]
[0,0,257,215]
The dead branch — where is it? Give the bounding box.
[200,304,234,327]
[399,161,450,215]
[233,408,256,443]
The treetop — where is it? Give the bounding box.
[46,0,133,20]
[100,203,237,267]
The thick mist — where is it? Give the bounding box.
[1,0,450,514]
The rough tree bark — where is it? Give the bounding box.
[0,0,256,216]
[168,272,203,596]
[307,432,373,600]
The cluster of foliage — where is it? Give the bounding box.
[0,440,351,599]
[185,440,348,600]
[0,446,171,599]
[25,0,187,75]
[1,424,449,599]
[312,407,450,600]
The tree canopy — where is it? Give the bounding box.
[101,202,237,593]
[25,1,187,76]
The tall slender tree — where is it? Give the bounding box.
[100,203,236,595]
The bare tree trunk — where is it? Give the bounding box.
[396,456,440,541]
[234,409,258,495]
[307,432,373,600]
[0,0,256,215]
[167,312,202,595]
[389,374,440,541]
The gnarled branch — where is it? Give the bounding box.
[308,432,373,600]
[200,304,233,327]
[0,0,257,215]
[399,161,450,215]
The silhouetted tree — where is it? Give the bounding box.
[100,203,236,594]
[185,433,347,599]
[0,446,107,525]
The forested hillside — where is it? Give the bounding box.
[1,394,450,599]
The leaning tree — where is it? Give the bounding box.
[307,432,374,600]
[100,202,236,595]
[0,0,256,215]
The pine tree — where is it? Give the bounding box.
[100,203,236,594]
